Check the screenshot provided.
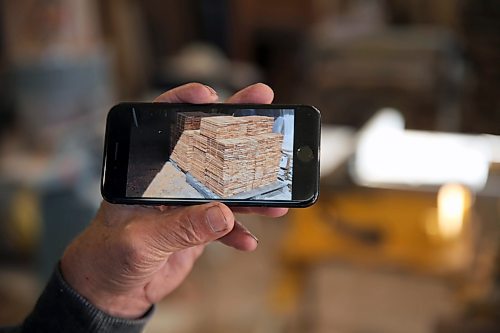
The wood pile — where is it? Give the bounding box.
[170,129,197,172]
[171,114,283,197]
[198,116,282,197]
[176,112,209,132]
[170,113,219,175]
[205,137,257,196]
[199,116,249,139]
[245,116,275,135]
[191,131,208,181]
[171,112,212,147]
[252,133,283,189]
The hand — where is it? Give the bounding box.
[60,83,288,319]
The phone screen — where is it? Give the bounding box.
[124,107,295,201]
[102,103,320,207]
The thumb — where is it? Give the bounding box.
[156,202,235,252]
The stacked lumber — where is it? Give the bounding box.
[199,116,249,139]
[191,131,208,181]
[170,111,228,163]
[170,129,197,172]
[245,116,274,135]
[252,133,283,188]
[176,112,207,131]
[172,112,211,146]
[170,114,283,197]
[193,115,283,197]
[205,137,257,197]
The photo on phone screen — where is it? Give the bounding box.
[102,103,320,207]
[125,107,295,201]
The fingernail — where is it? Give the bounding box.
[207,206,228,233]
[245,231,259,243]
[204,85,217,96]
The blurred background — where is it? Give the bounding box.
[0,0,499,332]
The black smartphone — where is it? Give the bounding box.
[101,103,320,207]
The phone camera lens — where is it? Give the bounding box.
[297,146,314,163]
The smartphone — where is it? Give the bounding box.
[101,103,320,207]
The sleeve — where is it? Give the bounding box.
[10,265,154,333]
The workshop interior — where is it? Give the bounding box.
[0,0,500,332]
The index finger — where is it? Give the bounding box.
[226,83,274,104]
[154,82,219,103]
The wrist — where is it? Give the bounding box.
[23,264,153,332]
[60,253,152,319]
[80,289,152,319]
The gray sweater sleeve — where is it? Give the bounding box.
[1,265,154,333]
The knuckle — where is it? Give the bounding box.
[145,211,207,252]
[176,212,204,246]
[117,224,153,273]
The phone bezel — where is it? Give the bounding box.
[101,103,320,207]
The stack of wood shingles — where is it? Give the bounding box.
[170,129,197,172]
[200,117,251,196]
[191,131,208,181]
[171,112,210,149]
[171,114,283,197]
[251,133,283,189]
[171,112,219,171]
[199,116,282,197]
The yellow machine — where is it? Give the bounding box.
[273,184,476,313]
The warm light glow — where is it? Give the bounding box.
[437,184,471,240]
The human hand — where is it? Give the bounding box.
[60,83,288,319]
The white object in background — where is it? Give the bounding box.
[484,134,500,165]
[320,126,356,177]
[352,109,491,191]
[273,111,295,152]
